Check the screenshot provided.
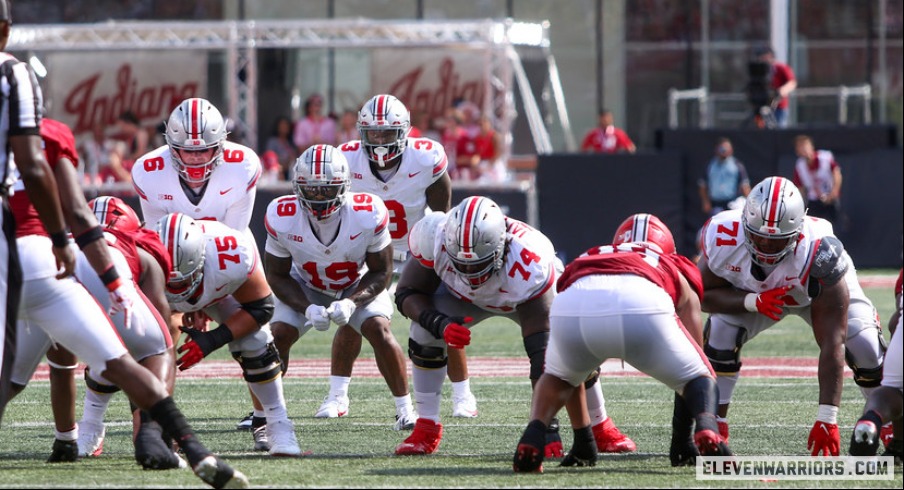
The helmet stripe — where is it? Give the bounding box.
[632,214,650,242]
[766,178,783,225]
[166,214,180,270]
[92,197,109,225]
[376,95,387,122]
[190,99,200,138]
[313,145,324,176]
[461,197,480,254]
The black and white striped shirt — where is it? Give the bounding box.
[0,52,43,194]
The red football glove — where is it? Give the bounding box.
[443,317,473,349]
[745,286,792,321]
[177,326,234,371]
[808,421,840,456]
[545,418,564,458]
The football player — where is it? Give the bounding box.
[131,98,267,436]
[156,213,301,457]
[265,144,416,430]
[698,176,886,456]
[6,117,247,487]
[319,94,473,422]
[393,196,632,456]
[849,268,902,461]
[513,214,731,472]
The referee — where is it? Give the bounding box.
[0,0,73,424]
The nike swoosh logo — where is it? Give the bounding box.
[498,288,509,293]
[220,188,233,195]
[215,284,228,292]
[820,423,830,435]
[350,232,363,240]
[785,276,797,281]
[408,171,421,178]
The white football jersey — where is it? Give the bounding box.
[703,210,868,307]
[340,137,448,254]
[410,216,560,313]
[131,142,262,231]
[264,192,392,297]
[169,220,260,313]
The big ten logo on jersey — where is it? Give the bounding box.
[158,194,174,201]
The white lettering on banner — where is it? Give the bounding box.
[697,456,895,481]
[373,49,486,122]
[45,51,206,136]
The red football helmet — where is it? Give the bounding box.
[612,213,676,254]
[88,196,142,232]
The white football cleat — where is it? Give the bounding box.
[394,406,417,431]
[193,455,250,489]
[267,419,302,457]
[452,392,478,418]
[77,420,106,457]
[314,394,349,418]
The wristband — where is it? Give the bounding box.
[99,265,123,291]
[816,404,838,424]
[208,325,235,350]
[75,225,105,249]
[49,230,70,248]
[743,293,758,312]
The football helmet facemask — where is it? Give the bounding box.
[357,94,410,167]
[742,176,806,266]
[165,98,228,184]
[443,196,507,288]
[293,144,350,221]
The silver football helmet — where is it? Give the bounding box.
[742,176,807,266]
[156,213,207,303]
[357,94,410,167]
[165,98,228,184]
[443,196,507,288]
[293,144,350,220]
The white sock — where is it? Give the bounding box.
[81,390,113,425]
[716,374,739,406]
[330,375,351,397]
[585,379,607,426]
[248,379,289,423]
[55,426,78,441]
[252,409,266,419]
[716,416,728,424]
[412,366,447,421]
[451,379,471,398]
[394,394,414,415]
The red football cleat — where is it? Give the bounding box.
[717,420,730,443]
[395,418,443,456]
[593,417,637,453]
[880,422,894,450]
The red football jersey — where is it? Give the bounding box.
[11,118,79,237]
[103,227,170,282]
[557,243,703,306]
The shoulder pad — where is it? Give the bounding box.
[409,212,447,266]
[809,235,848,287]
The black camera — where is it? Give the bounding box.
[746,61,773,109]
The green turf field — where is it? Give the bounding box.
[0,282,900,488]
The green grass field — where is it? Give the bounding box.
[0,282,900,488]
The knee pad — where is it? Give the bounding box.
[232,343,282,383]
[523,331,549,381]
[583,366,601,389]
[84,367,121,394]
[845,351,884,388]
[703,318,744,376]
[408,338,447,369]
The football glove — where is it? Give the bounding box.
[305,304,332,332]
[544,417,564,458]
[177,326,234,371]
[808,421,840,456]
[744,286,792,321]
[108,281,140,334]
[327,299,356,326]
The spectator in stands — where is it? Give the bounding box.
[473,115,505,183]
[754,45,797,128]
[335,109,358,145]
[698,137,751,216]
[115,110,149,167]
[793,134,842,225]
[264,115,298,180]
[293,93,336,153]
[581,109,636,154]
[440,108,465,180]
[410,110,440,141]
[79,123,130,186]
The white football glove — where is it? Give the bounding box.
[305,304,332,332]
[109,282,143,335]
[327,299,356,326]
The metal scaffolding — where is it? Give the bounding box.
[11,18,568,153]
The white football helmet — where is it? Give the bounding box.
[293,144,350,220]
[357,94,410,167]
[156,213,207,303]
[443,197,507,288]
[742,176,806,266]
[165,98,228,184]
